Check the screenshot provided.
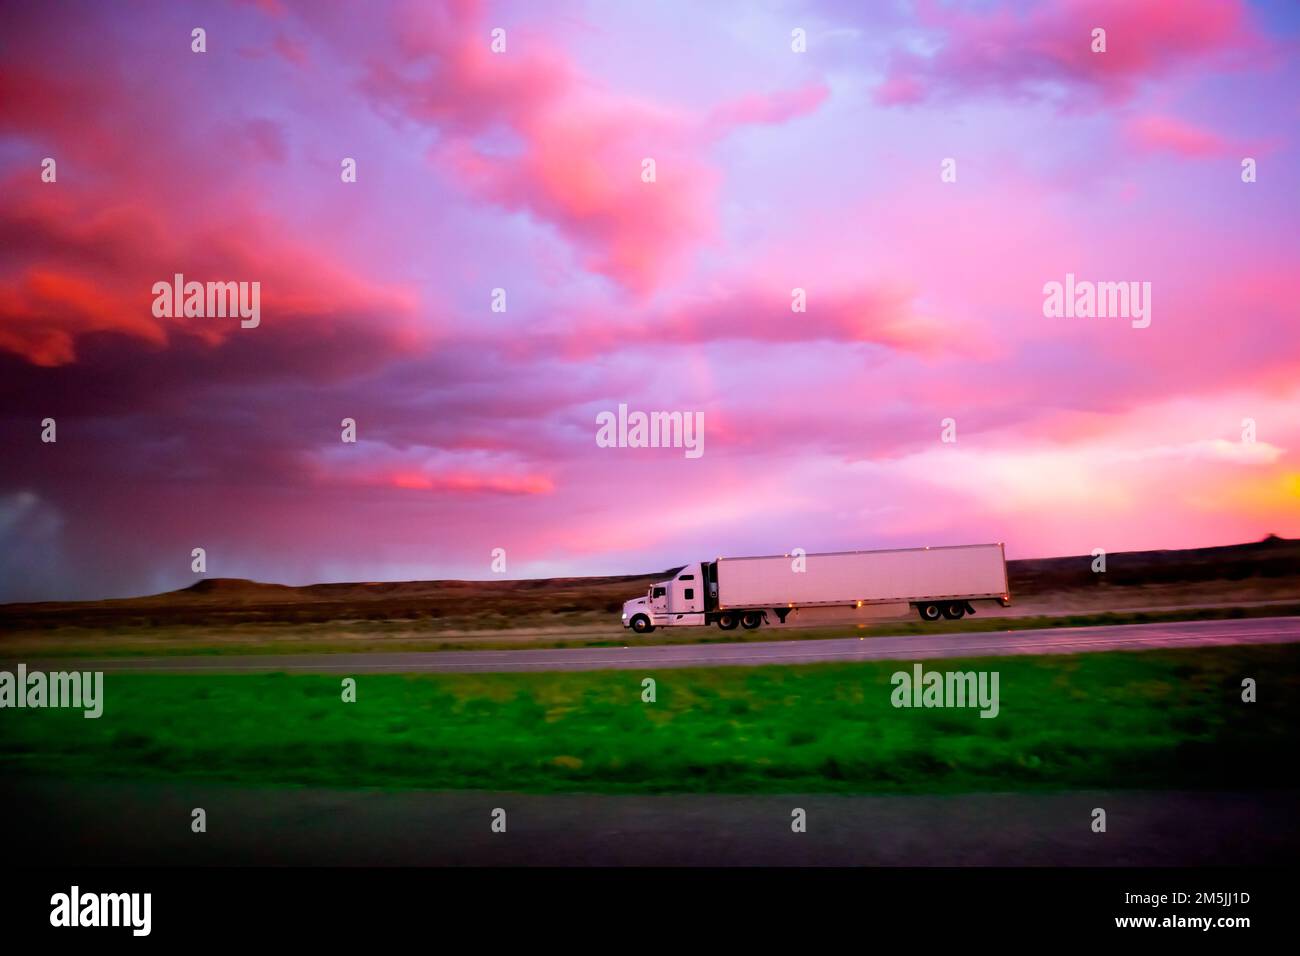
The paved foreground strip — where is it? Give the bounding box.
[17,615,1300,674]
[3,777,1295,866]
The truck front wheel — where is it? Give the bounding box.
[630,614,654,634]
[716,612,739,630]
[917,603,943,622]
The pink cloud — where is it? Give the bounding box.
[532,282,953,359]
[874,0,1264,109]
[361,2,827,295]
[0,186,422,368]
[1124,114,1244,158]
[872,73,926,107]
[243,118,289,163]
[272,33,309,67]
[0,268,167,367]
[311,440,557,497]
[706,84,831,127]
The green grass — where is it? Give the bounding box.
[2,646,1296,795]
[9,601,1299,658]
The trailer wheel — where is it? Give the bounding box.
[917,603,943,622]
[741,611,763,630]
[942,603,965,620]
[630,614,654,634]
[716,612,739,631]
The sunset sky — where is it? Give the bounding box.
[2,0,1298,601]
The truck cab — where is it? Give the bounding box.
[622,563,706,633]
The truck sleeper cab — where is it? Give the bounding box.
[621,563,709,634]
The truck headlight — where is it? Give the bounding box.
[621,612,628,619]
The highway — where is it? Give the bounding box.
[26,615,1300,674]
[4,777,1294,866]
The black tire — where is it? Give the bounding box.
[917,603,942,622]
[741,611,763,630]
[942,603,965,620]
[630,614,654,634]
[716,612,739,631]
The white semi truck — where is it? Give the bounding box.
[621,543,1010,634]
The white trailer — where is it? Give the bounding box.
[621,544,1010,634]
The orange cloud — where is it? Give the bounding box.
[389,470,554,496]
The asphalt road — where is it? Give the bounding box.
[24,615,1300,674]
[4,776,1295,865]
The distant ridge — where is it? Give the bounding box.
[0,537,1295,632]
[180,578,297,595]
